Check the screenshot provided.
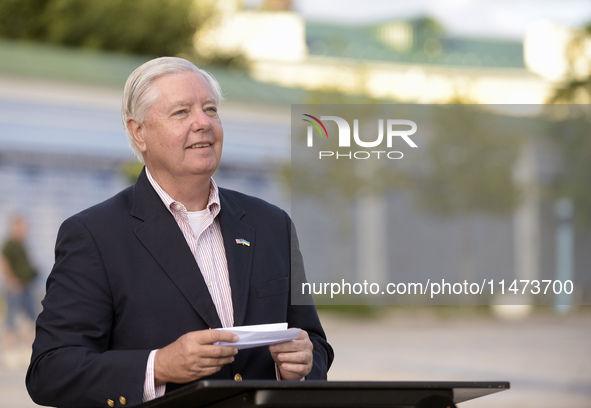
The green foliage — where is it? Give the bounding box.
[546,20,591,229]
[120,161,144,185]
[0,0,47,40]
[0,0,211,56]
[548,21,591,103]
[549,78,591,104]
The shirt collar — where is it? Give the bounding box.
[145,167,221,217]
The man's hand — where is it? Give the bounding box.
[154,329,238,384]
[269,330,313,380]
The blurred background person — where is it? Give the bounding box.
[1,215,38,369]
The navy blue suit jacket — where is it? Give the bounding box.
[26,169,333,408]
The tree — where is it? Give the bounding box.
[0,0,216,57]
[547,22,591,104]
[546,21,591,229]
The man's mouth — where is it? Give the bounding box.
[187,143,211,149]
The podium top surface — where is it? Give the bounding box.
[139,380,510,408]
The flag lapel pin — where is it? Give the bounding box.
[235,238,251,247]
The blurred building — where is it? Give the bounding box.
[197,8,557,103]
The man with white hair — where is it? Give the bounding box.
[26,57,333,408]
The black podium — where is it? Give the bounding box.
[138,380,509,408]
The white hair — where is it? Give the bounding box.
[121,56,224,162]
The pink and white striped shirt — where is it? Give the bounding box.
[143,168,234,401]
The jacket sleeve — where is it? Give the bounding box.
[26,216,150,408]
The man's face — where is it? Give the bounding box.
[134,71,223,180]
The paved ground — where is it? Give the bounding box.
[323,306,591,408]
[2,306,590,408]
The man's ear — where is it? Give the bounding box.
[127,117,147,153]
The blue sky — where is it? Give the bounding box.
[247,0,591,39]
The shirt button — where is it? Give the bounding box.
[206,281,212,288]
[234,373,243,381]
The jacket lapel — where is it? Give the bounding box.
[130,169,222,329]
[218,189,255,327]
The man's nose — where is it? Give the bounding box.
[190,109,213,132]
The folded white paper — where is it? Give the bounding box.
[215,322,300,350]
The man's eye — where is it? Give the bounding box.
[205,106,217,114]
[174,109,188,115]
